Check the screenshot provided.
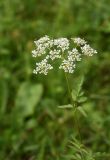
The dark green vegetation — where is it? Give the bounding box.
[0,0,110,159]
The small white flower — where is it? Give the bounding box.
[72,37,87,46]
[49,49,61,60]
[81,44,97,56]
[68,48,81,61]
[59,59,76,73]
[54,38,69,51]
[33,59,53,75]
[32,50,37,57]
[45,55,50,60]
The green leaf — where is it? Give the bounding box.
[77,106,87,117]
[78,96,87,103]
[58,104,73,108]
[72,75,84,101]
[15,82,43,118]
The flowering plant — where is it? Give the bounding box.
[32,35,97,75]
[32,36,98,159]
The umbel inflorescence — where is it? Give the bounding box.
[32,36,97,75]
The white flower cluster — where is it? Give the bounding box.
[81,44,97,56]
[72,38,97,56]
[32,35,53,57]
[68,48,81,62]
[49,49,61,60]
[32,36,97,75]
[59,48,80,73]
[54,38,69,51]
[33,59,53,75]
[59,60,75,73]
[72,37,87,46]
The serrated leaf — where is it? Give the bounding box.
[15,82,43,118]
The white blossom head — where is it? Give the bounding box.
[32,35,53,57]
[54,38,69,52]
[49,49,61,60]
[32,36,97,75]
[81,44,97,56]
[68,48,81,62]
[59,59,76,73]
[72,37,87,46]
[33,59,53,75]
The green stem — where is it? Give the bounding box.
[64,73,85,160]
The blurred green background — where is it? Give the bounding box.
[0,0,110,159]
